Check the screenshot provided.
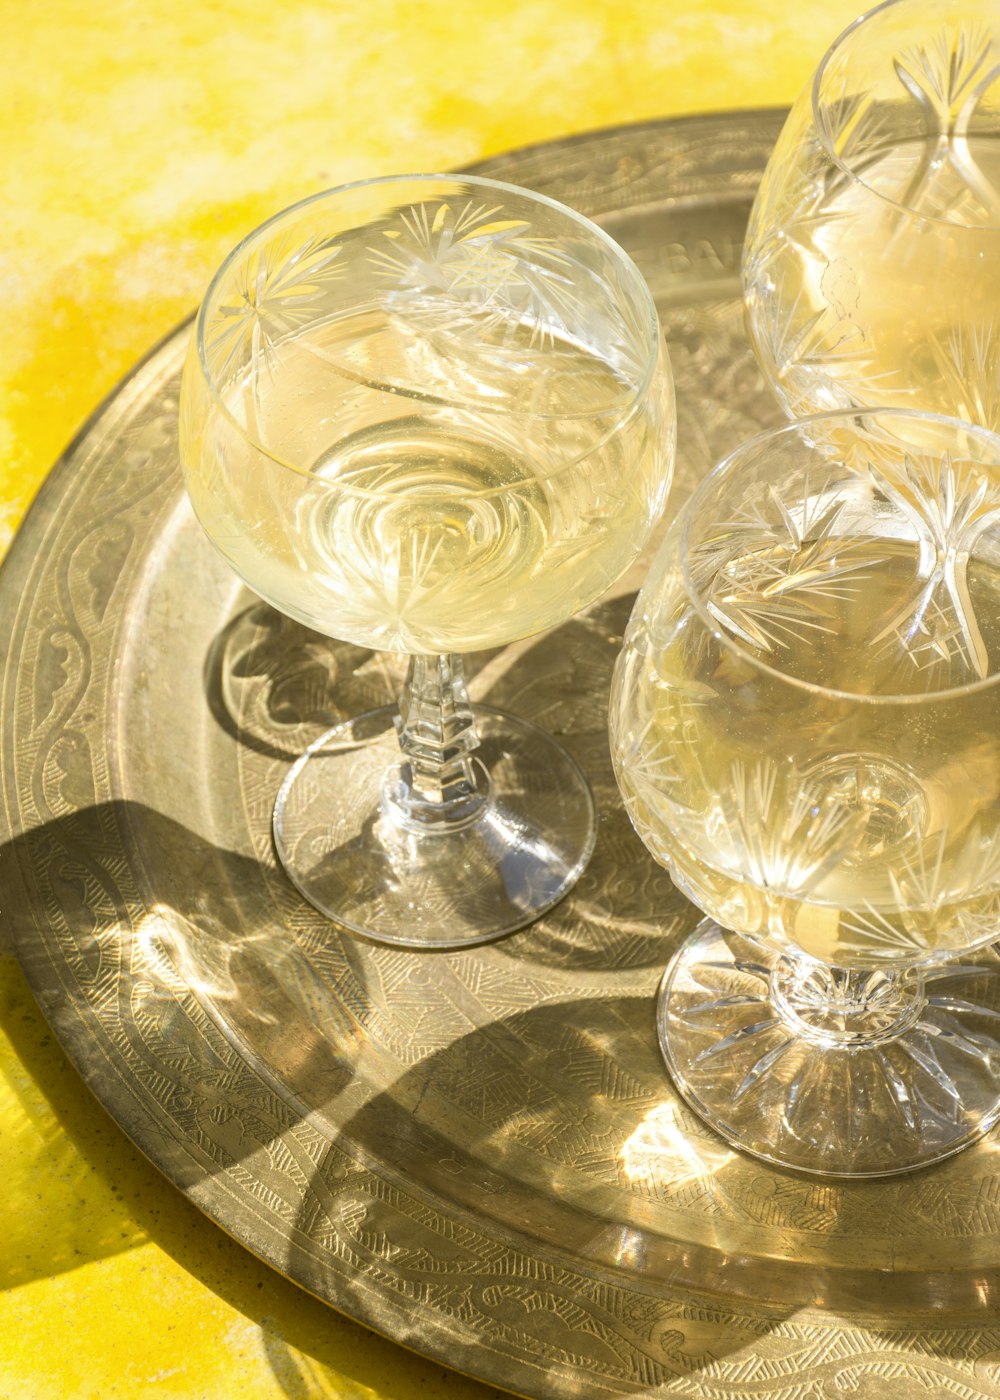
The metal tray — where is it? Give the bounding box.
[4,111,1000,1399]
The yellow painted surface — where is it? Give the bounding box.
[1,2,864,1395]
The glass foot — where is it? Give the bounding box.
[273,704,596,948]
[657,920,1000,1177]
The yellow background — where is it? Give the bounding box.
[2,2,864,1395]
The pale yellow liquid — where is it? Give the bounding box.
[746,137,1000,429]
[614,533,1000,965]
[186,310,671,653]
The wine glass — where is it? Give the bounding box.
[743,0,1000,428]
[179,174,674,949]
[610,407,1000,1176]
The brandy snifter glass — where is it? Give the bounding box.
[743,0,1000,429]
[611,407,1000,1176]
[180,173,675,948]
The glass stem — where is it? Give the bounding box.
[769,950,926,1050]
[385,654,489,831]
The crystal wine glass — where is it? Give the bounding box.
[610,407,1000,1176]
[180,174,674,948]
[743,0,1000,429]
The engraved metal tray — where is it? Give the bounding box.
[4,111,1000,1398]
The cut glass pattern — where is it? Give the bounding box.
[689,471,882,658]
[893,26,1000,224]
[207,233,345,388]
[744,11,1000,430]
[367,197,649,389]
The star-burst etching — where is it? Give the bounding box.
[207,231,345,391]
[690,470,883,656]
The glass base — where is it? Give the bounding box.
[273,704,596,949]
[657,920,1000,1177]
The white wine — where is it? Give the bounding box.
[651,8,1000,1179]
[183,309,672,653]
[745,137,1000,428]
[613,524,1000,966]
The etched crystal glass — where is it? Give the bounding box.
[743,0,1000,428]
[180,174,674,947]
[610,408,1000,1176]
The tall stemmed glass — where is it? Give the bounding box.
[611,408,1000,1176]
[743,0,1000,428]
[180,174,674,948]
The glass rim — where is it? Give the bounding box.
[191,170,665,495]
[678,405,1000,706]
[809,0,1000,233]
